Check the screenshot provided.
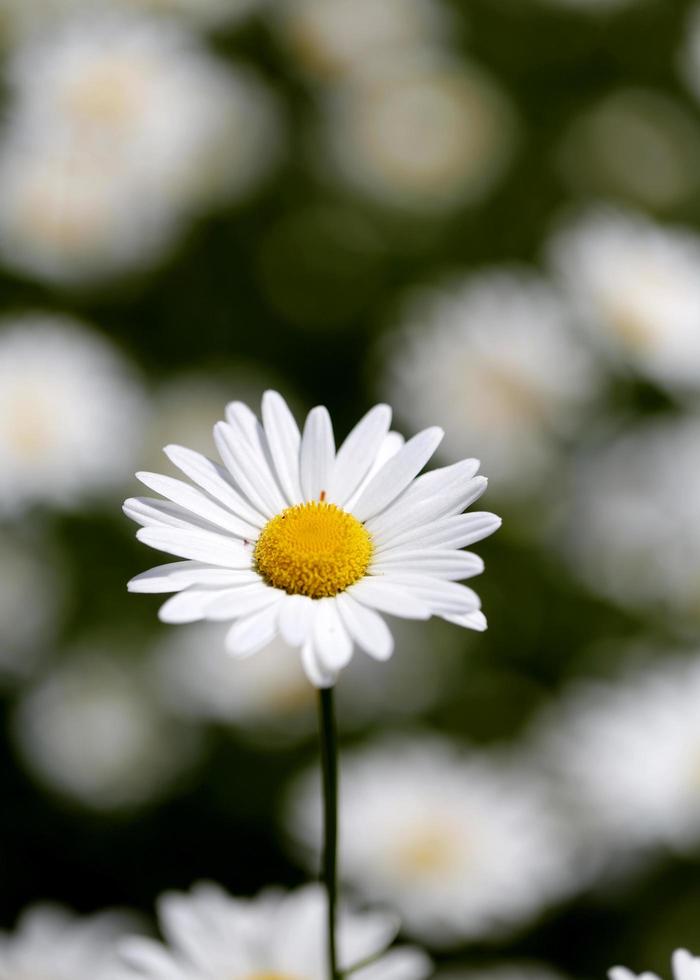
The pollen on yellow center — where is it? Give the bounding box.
[254,500,373,599]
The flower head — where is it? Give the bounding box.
[547,205,700,393]
[382,267,597,496]
[0,313,145,515]
[125,391,499,687]
[285,736,576,945]
[116,882,430,980]
[0,904,134,980]
[533,654,700,859]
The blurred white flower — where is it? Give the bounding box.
[382,268,598,497]
[0,136,179,286]
[12,647,202,811]
[150,616,464,736]
[610,949,700,980]
[547,206,700,393]
[0,903,135,980]
[286,736,575,946]
[321,54,517,213]
[556,88,700,210]
[562,415,700,619]
[0,12,282,284]
[275,0,452,78]
[0,314,145,515]
[534,656,700,860]
[0,531,66,681]
[116,881,431,980]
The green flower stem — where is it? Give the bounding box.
[318,686,340,980]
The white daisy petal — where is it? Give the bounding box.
[159,588,222,624]
[336,592,394,661]
[374,512,501,553]
[368,474,488,542]
[225,399,263,443]
[136,526,253,568]
[380,458,481,516]
[328,403,392,505]
[348,578,432,619]
[344,431,406,511]
[301,639,338,688]
[312,599,354,671]
[262,389,304,504]
[214,421,285,517]
[351,427,444,522]
[119,937,180,976]
[226,400,289,504]
[371,549,484,580]
[225,597,283,658]
[128,562,255,594]
[124,497,199,530]
[380,572,481,616]
[354,946,433,980]
[279,593,315,646]
[123,884,426,980]
[443,609,488,631]
[205,582,279,621]
[300,405,336,501]
[163,444,266,528]
[136,471,259,538]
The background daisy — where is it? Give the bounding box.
[285,736,576,945]
[116,882,431,980]
[0,313,145,515]
[381,267,598,498]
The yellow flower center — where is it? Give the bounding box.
[254,501,373,599]
[394,826,456,877]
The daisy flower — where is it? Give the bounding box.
[533,654,700,859]
[0,135,178,286]
[0,904,136,980]
[125,390,500,687]
[13,646,202,811]
[555,88,700,212]
[562,415,700,620]
[116,882,431,980]
[610,949,700,980]
[0,12,282,285]
[274,0,452,79]
[546,205,700,393]
[0,313,145,516]
[320,53,517,213]
[285,736,575,945]
[382,267,597,497]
